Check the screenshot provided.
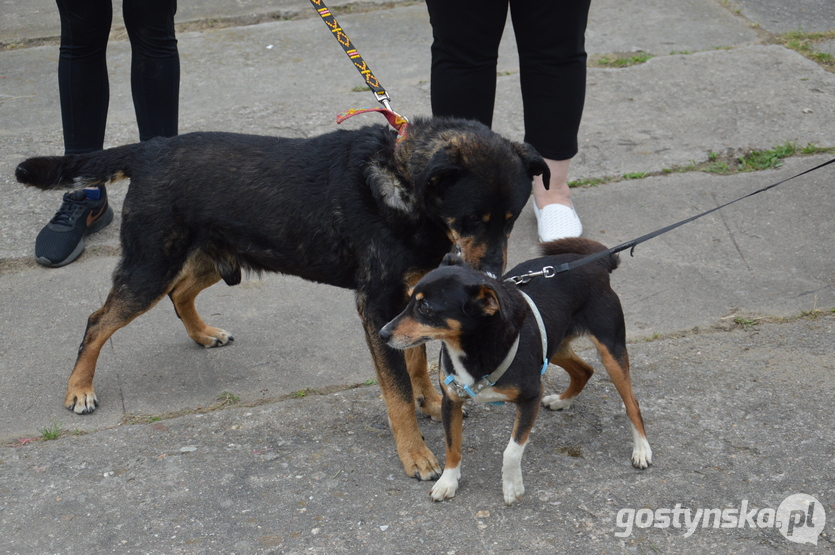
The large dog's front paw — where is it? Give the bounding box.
[542,393,575,411]
[65,388,99,414]
[198,327,234,348]
[430,466,461,501]
[632,437,653,469]
[401,445,442,481]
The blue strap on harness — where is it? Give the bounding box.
[444,374,482,399]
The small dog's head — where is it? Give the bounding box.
[373,117,548,277]
[380,254,510,351]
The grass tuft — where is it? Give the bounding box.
[675,142,834,176]
[216,391,241,406]
[39,421,62,441]
[590,52,653,68]
[776,30,835,72]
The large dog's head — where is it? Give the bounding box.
[369,117,549,277]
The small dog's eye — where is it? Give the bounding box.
[417,300,432,315]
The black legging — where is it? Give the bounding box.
[56,0,179,154]
[425,0,591,161]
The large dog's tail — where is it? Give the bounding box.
[15,142,144,190]
[540,237,620,273]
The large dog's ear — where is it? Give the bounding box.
[514,142,551,190]
[414,146,462,199]
[366,160,418,214]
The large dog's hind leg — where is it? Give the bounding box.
[168,252,233,347]
[542,342,594,411]
[589,336,652,469]
[66,284,168,414]
[405,345,442,421]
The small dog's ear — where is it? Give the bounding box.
[514,142,550,190]
[467,284,501,317]
[440,253,466,267]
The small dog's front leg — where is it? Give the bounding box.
[502,395,540,506]
[430,390,464,501]
[501,438,526,506]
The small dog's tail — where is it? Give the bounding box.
[15,142,143,190]
[540,237,620,272]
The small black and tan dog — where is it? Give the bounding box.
[16,116,548,481]
[380,238,652,504]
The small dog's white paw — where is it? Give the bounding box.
[542,394,575,411]
[502,472,525,506]
[502,440,526,506]
[430,467,460,502]
[632,436,653,469]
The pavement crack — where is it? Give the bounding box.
[711,191,752,273]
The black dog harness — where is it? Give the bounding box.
[442,291,548,403]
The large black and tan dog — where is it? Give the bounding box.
[16,117,547,480]
[380,238,652,504]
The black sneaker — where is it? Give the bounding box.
[35,187,114,267]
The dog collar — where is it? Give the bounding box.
[336,107,409,144]
[443,334,520,401]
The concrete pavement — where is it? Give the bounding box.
[1,1,834,553]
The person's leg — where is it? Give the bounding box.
[425,0,508,127]
[38,0,114,267]
[56,0,112,154]
[510,0,591,240]
[537,158,572,207]
[123,0,179,141]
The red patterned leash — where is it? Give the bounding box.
[308,0,409,141]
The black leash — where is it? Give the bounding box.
[507,156,835,285]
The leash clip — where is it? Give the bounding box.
[376,92,392,111]
[504,265,556,286]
